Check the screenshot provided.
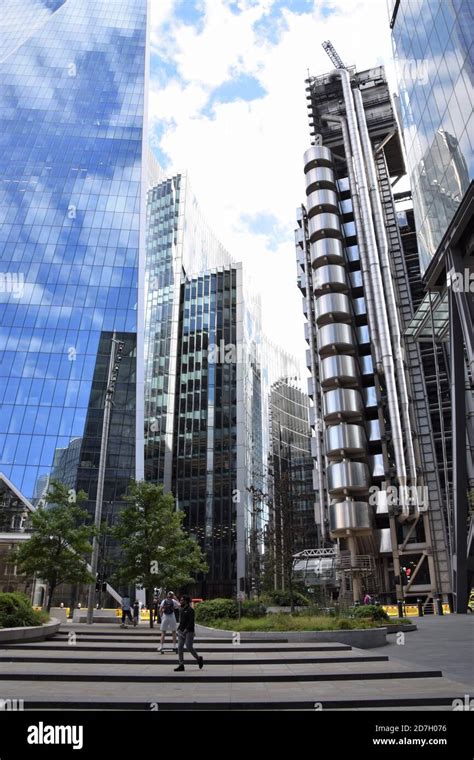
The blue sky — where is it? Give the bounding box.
[149,0,395,359]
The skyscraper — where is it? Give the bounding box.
[145,174,263,596]
[265,360,316,591]
[0,2,149,528]
[296,58,451,607]
[389,0,472,271]
[390,1,473,610]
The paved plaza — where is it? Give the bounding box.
[0,618,472,710]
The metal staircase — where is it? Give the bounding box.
[374,149,452,599]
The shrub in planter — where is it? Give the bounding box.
[264,590,309,607]
[352,604,389,622]
[0,592,44,628]
[195,598,238,623]
[335,618,352,630]
[241,600,266,618]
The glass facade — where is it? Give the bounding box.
[391,0,473,271]
[262,343,316,587]
[174,268,239,597]
[0,1,148,518]
[145,175,268,596]
[145,174,233,489]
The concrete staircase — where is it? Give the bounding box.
[0,624,470,710]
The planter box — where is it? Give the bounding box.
[197,623,388,648]
[0,617,61,644]
[386,623,417,634]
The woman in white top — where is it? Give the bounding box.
[158,592,180,653]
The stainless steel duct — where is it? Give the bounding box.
[318,323,356,356]
[305,166,337,193]
[320,354,358,387]
[322,114,381,370]
[329,500,373,536]
[315,292,352,325]
[334,67,409,517]
[353,87,419,516]
[299,212,327,539]
[306,189,339,216]
[325,423,366,458]
[308,212,342,242]
[313,264,348,294]
[323,388,364,422]
[310,237,345,266]
[327,460,370,494]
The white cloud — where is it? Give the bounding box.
[149,0,398,375]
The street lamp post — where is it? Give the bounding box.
[86,334,124,625]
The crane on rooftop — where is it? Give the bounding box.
[322,40,346,70]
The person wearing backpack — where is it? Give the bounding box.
[120,595,133,628]
[158,591,180,653]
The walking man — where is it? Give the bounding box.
[174,595,203,672]
[120,595,133,628]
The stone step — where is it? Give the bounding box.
[0,664,443,683]
[0,654,389,666]
[3,643,352,653]
[0,676,466,711]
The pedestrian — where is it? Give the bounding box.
[158,591,180,653]
[120,595,133,628]
[363,593,372,605]
[174,595,203,672]
[153,594,161,624]
[132,600,140,627]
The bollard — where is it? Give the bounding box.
[417,598,423,617]
[397,599,404,618]
[435,594,444,615]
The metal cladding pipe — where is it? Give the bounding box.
[322,114,382,372]
[333,67,409,517]
[298,200,327,541]
[352,88,419,516]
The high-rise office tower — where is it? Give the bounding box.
[389,0,472,271]
[389,1,473,610]
[296,57,452,606]
[264,354,316,591]
[145,174,263,597]
[0,1,150,536]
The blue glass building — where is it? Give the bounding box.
[0,1,149,520]
[389,0,473,272]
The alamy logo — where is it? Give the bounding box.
[0,698,24,711]
[27,722,83,750]
[446,268,474,293]
[452,694,474,711]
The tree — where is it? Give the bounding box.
[112,481,208,628]
[11,482,95,612]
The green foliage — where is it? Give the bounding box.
[0,593,46,628]
[335,618,352,630]
[195,598,267,623]
[10,481,95,612]
[195,598,238,623]
[262,589,309,607]
[241,600,266,618]
[352,604,389,621]
[203,613,384,632]
[112,481,208,607]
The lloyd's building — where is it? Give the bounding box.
[296,48,454,609]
